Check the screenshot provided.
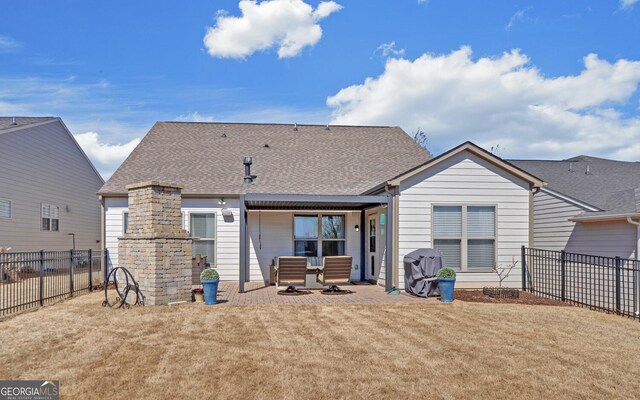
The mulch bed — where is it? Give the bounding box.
[455,289,569,306]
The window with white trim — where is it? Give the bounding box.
[41,203,60,231]
[123,212,129,234]
[294,214,346,259]
[433,205,495,272]
[0,199,10,218]
[190,213,216,265]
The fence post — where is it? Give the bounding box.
[521,245,526,291]
[561,250,566,302]
[88,249,93,292]
[39,250,44,306]
[104,248,109,285]
[615,256,621,314]
[69,249,75,296]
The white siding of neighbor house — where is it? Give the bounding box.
[104,198,241,281]
[248,211,362,284]
[0,120,104,252]
[398,152,531,289]
[533,190,637,259]
[532,190,588,251]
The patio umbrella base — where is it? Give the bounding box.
[277,286,310,296]
[320,285,352,295]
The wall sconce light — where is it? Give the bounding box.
[218,198,226,206]
[355,224,360,232]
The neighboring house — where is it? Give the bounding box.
[0,117,104,251]
[98,122,543,290]
[510,156,640,260]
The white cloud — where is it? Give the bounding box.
[203,0,342,59]
[74,132,141,179]
[620,0,638,10]
[175,112,214,122]
[375,41,405,58]
[327,46,640,160]
[505,7,534,31]
[0,35,23,53]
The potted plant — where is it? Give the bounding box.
[437,267,456,302]
[200,268,220,305]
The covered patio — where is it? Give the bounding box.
[239,193,396,293]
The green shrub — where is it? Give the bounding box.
[437,267,456,279]
[200,268,220,281]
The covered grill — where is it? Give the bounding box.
[403,248,442,297]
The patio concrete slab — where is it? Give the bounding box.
[212,281,440,305]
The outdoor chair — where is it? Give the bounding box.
[317,256,353,294]
[276,256,309,295]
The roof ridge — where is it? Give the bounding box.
[159,121,398,129]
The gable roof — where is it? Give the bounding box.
[366,141,544,193]
[0,117,57,132]
[510,156,640,217]
[98,122,432,196]
[0,116,104,184]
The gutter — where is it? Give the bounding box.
[570,212,640,223]
[99,195,106,283]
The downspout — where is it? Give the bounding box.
[384,184,400,290]
[99,195,106,283]
[626,217,640,316]
[626,217,640,260]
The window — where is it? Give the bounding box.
[294,215,318,257]
[433,205,495,272]
[41,203,59,231]
[321,215,345,257]
[369,218,376,252]
[294,214,346,259]
[0,199,10,218]
[123,212,129,234]
[190,213,215,265]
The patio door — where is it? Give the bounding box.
[366,212,386,282]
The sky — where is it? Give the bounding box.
[1,0,639,179]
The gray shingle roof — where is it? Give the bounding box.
[510,156,640,216]
[0,117,56,132]
[99,122,432,196]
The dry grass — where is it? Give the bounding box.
[0,292,639,399]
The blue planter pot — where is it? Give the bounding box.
[201,280,220,305]
[438,278,456,302]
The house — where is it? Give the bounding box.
[98,122,544,291]
[510,156,640,259]
[0,117,104,251]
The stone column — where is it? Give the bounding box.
[118,181,192,306]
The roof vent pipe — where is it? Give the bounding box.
[243,156,256,185]
[586,164,591,175]
[11,117,17,125]
[293,123,298,131]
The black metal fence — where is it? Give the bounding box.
[522,246,639,319]
[0,249,103,317]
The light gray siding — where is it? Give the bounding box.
[0,120,103,251]
[532,190,637,259]
[398,152,531,289]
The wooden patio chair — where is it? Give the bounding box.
[276,256,309,295]
[317,256,353,295]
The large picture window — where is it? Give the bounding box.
[190,213,216,265]
[433,205,495,272]
[294,214,346,259]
